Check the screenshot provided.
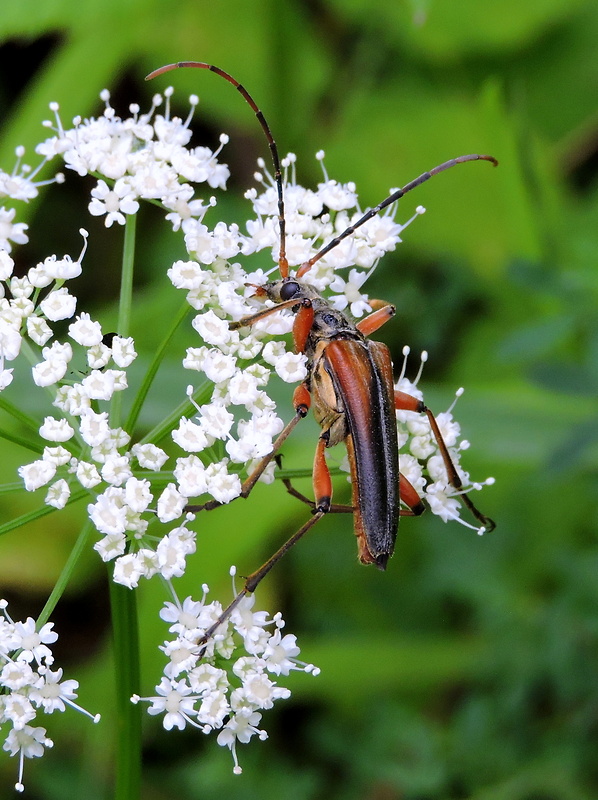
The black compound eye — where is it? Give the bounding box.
[280,280,301,301]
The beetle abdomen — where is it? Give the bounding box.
[324,339,399,568]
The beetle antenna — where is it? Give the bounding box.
[146,62,289,278]
[296,154,498,278]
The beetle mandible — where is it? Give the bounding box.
[147,62,497,630]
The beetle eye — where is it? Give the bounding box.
[280,280,300,301]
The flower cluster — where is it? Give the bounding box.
[0,83,494,783]
[0,145,64,254]
[0,600,99,792]
[1,86,441,589]
[133,575,318,774]
[393,347,495,532]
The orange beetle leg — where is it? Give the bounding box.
[398,473,426,517]
[312,435,333,513]
[395,390,425,413]
[293,299,314,352]
[355,303,396,336]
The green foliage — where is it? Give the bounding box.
[1,0,597,797]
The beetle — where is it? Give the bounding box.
[147,62,497,629]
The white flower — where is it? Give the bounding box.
[42,446,71,466]
[0,249,15,279]
[273,351,308,383]
[75,460,102,488]
[112,553,146,588]
[161,637,203,678]
[132,442,169,470]
[156,483,187,523]
[0,366,14,390]
[262,630,303,675]
[160,595,211,634]
[201,350,238,383]
[31,358,68,388]
[68,312,103,346]
[0,661,36,691]
[38,240,86,280]
[12,618,57,664]
[93,532,127,561]
[145,677,197,731]
[81,369,116,401]
[261,340,286,366]
[87,342,112,369]
[45,479,70,509]
[39,287,77,321]
[360,212,403,250]
[424,483,462,522]
[317,179,358,211]
[3,725,53,792]
[328,268,371,317]
[101,454,133,486]
[192,310,233,346]
[226,371,260,406]
[39,417,74,442]
[167,259,207,289]
[0,206,29,251]
[172,417,210,453]
[136,578,319,773]
[55,383,91,416]
[188,663,229,693]
[205,460,242,504]
[230,595,270,649]
[155,527,196,579]
[198,402,234,439]
[0,320,22,361]
[240,672,291,709]
[173,454,208,497]
[88,178,140,227]
[10,276,33,299]
[88,491,128,536]
[2,693,37,729]
[79,410,111,447]
[182,345,208,371]
[29,668,80,714]
[111,335,137,367]
[124,477,153,513]
[197,690,230,727]
[216,710,266,773]
[18,460,57,491]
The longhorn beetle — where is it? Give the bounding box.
[147,62,497,636]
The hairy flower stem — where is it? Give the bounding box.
[109,575,142,800]
[110,215,141,799]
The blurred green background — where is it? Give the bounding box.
[1,0,598,798]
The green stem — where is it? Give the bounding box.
[109,576,141,800]
[0,394,42,434]
[111,214,137,428]
[117,214,136,339]
[124,299,192,435]
[0,426,45,454]
[37,519,95,627]
[0,487,87,537]
[109,213,141,799]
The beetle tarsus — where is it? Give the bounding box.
[375,553,389,571]
[315,497,331,514]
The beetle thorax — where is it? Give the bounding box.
[264,277,360,349]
